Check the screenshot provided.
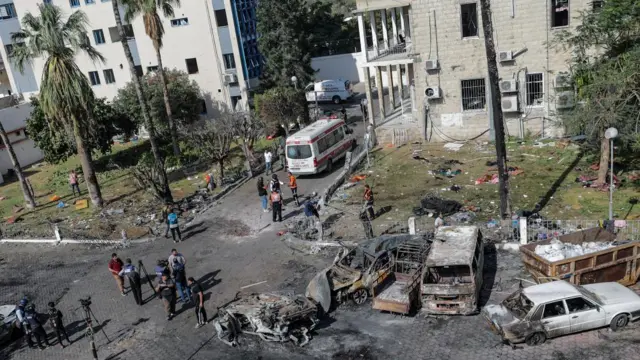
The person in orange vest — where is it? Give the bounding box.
[288,172,300,206]
[204,173,215,192]
[270,190,283,222]
[363,184,375,220]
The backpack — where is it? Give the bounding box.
[168,213,178,228]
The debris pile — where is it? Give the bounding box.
[413,195,462,216]
[534,239,615,262]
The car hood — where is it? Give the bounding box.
[482,304,520,328]
[306,269,332,314]
[582,283,640,305]
[0,305,16,324]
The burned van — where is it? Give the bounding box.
[421,226,484,315]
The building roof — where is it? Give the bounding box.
[426,226,479,266]
[286,119,344,143]
[522,281,581,305]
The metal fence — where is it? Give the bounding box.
[525,219,640,243]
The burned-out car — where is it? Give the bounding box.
[213,292,319,347]
[306,235,429,313]
[483,280,640,346]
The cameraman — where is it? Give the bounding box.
[156,272,177,320]
[119,259,143,306]
[25,304,50,349]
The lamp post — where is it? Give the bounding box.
[290,75,298,90]
[604,127,618,220]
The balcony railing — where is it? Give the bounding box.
[366,40,413,62]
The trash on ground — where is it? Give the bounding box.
[443,143,464,151]
[534,239,615,262]
[56,201,65,208]
[437,168,462,178]
[75,199,89,210]
[50,195,61,202]
[350,174,367,183]
[413,195,462,216]
[104,208,125,216]
[448,211,476,224]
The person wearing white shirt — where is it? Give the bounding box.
[264,150,273,175]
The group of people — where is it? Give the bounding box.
[108,250,207,327]
[15,298,70,351]
[257,171,301,222]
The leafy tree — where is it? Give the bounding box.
[111,0,172,203]
[122,0,181,156]
[113,69,203,137]
[307,0,358,57]
[11,4,105,207]
[254,87,305,137]
[26,97,135,164]
[555,0,640,184]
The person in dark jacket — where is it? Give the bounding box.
[47,302,70,348]
[271,190,283,222]
[172,258,192,303]
[119,259,143,306]
[188,277,207,328]
[257,177,268,212]
[156,273,177,320]
[25,304,50,350]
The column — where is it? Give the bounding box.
[399,6,406,37]
[397,64,404,100]
[357,13,368,62]
[375,66,386,121]
[387,65,395,109]
[369,11,378,56]
[381,10,389,50]
[391,8,398,46]
[407,63,416,111]
[363,67,375,127]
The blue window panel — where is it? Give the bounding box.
[70,0,81,7]
[93,29,105,45]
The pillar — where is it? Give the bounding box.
[390,8,398,46]
[399,6,406,37]
[369,11,378,56]
[407,63,416,111]
[387,65,395,109]
[363,67,375,127]
[397,64,404,100]
[381,10,389,50]
[375,66,386,121]
[357,13,368,61]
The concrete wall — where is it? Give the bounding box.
[311,52,404,88]
[0,101,44,176]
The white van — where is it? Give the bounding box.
[286,119,356,175]
[305,79,353,104]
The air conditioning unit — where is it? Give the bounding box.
[425,59,439,71]
[425,86,441,99]
[223,73,238,84]
[554,73,571,88]
[501,94,519,112]
[499,79,518,93]
[498,51,513,62]
[556,91,575,109]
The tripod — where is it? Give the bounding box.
[138,260,158,297]
[80,299,110,360]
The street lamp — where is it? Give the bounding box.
[604,127,618,220]
[290,75,297,90]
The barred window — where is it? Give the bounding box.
[526,73,544,106]
[461,78,486,111]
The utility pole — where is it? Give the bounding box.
[480,0,511,219]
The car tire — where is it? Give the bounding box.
[332,95,341,104]
[352,288,368,305]
[525,332,546,346]
[610,314,629,332]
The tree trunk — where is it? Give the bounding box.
[480,0,511,219]
[597,133,609,184]
[112,1,172,203]
[0,121,35,208]
[72,115,103,207]
[216,159,224,187]
[155,44,180,156]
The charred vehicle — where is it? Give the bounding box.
[306,235,430,313]
[483,280,640,346]
[421,226,484,315]
[213,292,319,347]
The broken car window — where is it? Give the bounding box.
[542,300,567,318]
[503,290,534,319]
[425,265,472,284]
[565,297,596,313]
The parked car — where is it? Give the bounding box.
[305,79,353,104]
[482,280,640,346]
[0,304,20,345]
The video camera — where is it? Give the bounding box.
[79,296,92,307]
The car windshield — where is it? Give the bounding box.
[287,145,312,159]
[503,290,534,320]
[576,285,603,305]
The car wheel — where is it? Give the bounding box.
[611,314,629,332]
[352,288,368,305]
[332,95,341,104]
[525,332,546,346]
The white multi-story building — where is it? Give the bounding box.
[0,0,261,114]
[355,0,593,143]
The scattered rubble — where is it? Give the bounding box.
[534,239,615,262]
[412,195,462,217]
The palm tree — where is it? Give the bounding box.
[111,0,172,203]
[11,4,104,207]
[123,0,181,157]
[0,120,36,208]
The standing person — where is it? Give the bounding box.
[47,302,70,348]
[360,98,368,122]
[264,149,273,175]
[119,259,143,306]
[304,192,323,240]
[69,170,81,197]
[25,304,50,350]
[167,208,182,243]
[204,173,214,192]
[108,253,126,296]
[288,172,299,206]
[155,259,169,280]
[168,249,186,273]
[435,214,445,228]
[156,272,177,320]
[363,184,375,220]
[341,105,347,123]
[188,277,207,328]
[270,174,282,193]
[16,299,34,348]
[271,190,283,222]
[278,143,286,171]
[161,203,172,238]
[171,258,192,304]
[257,177,268,213]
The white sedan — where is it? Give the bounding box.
[0,304,20,344]
[482,280,640,346]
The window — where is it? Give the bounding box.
[542,300,567,318]
[103,69,115,84]
[70,0,80,7]
[215,9,228,27]
[108,25,134,42]
[171,17,189,27]
[134,65,143,77]
[566,297,596,313]
[526,73,544,106]
[85,0,96,4]
[460,3,478,38]
[223,53,236,70]
[231,96,241,110]
[147,66,158,72]
[5,44,13,57]
[0,3,17,20]
[88,71,101,86]
[44,0,52,4]
[461,78,486,111]
[200,99,207,115]
[93,29,105,45]
[592,0,604,11]
[185,58,198,74]
[287,145,312,159]
[552,0,569,28]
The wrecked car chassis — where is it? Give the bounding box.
[213,292,319,347]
